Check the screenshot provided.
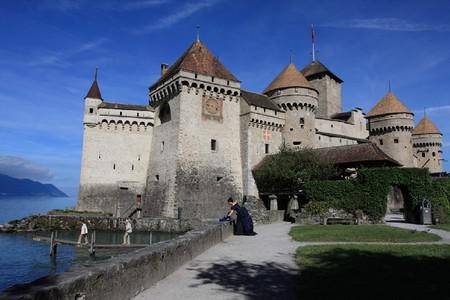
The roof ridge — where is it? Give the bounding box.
[413,115,442,135]
[85,80,102,100]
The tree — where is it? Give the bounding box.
[253,144,338,193]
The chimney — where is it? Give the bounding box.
[161,63,168,76]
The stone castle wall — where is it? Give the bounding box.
[413,133,443,173]
[240,101,285,196]
[78,100,154,214]
[308,74,342,118]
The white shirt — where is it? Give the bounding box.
[81,223,88,235]
[125,221,132,233]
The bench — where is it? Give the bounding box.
[326,218,355,225]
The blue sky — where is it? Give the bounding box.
[0,0,449,195]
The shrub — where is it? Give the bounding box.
[304,168,447,223]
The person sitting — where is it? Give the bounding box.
[220,197,257,236]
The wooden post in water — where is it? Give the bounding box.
[89,230,96,256]
[49,231,58,257]
[149,232,153,245]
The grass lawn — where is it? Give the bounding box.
[289,225,440,242]
[430,224,450,231]
[295,244,450,299]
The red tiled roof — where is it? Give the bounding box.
[413,116,442,135]
[367,91,412,117]
[263,63,312,94]
[85,80,102,99]
[150,40,238,91]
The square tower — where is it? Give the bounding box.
[144,40,243,220]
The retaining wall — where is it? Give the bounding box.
[0,222,233,300]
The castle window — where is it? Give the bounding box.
[331,124,334,128]
[293,141,301,146]
[227,80,230,86]
[254,106,257,111]
[160,141,165,152]
[137,113,140,117]
[159,101,171,124]
[131,164,134,171]
[394,138,399,144]
[211,76,215,82]
[318,136,321,140]
[98,153,101,159]
[422,152,426,158]
[265,144,269,154]
[263,108,266,112]
[195,73,198,79]
[113,164,116,170]
[211,139,217,152]
[432,152,436,157]
[155,175,159,182]
[138,155,141,161]
[339,139,342,143]
[299,118,305,125]
[290,128,293,131]
[120,111,123,116]
[379,139,384,145]
[217,176,223,182]
[89,108,94,114]
[275,111,277,116]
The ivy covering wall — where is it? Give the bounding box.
[304,168,450,223]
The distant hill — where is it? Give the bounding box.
[0,174,68,197]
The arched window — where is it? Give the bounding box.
[159,101,171,124]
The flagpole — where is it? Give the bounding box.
[311,24,316,61]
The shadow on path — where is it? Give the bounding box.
[189,260,299,300]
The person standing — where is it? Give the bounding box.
[77,222,89,244]
[123,219,132,245]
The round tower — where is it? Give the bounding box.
[412,115,443,174]
[263,63,318,148]
[366,91,414,167]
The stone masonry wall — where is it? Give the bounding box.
[0,222,233,300]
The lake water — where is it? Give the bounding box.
[0,196,179,292]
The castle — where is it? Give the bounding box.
[77,39,444,219]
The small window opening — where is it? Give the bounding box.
[263,108,266,112]
[137,113,140,117]
[422,152,426,158]
[160,141,165,152]
[113,163,116,170]
[432,152,436,157]
[195,73,198,79]
[227,80,230,86]
[293,141,301,146]
[98,153,101,159]
[394,138,399,144]
[131,164,134,171]
[379,139,384,145]
[120,111,123,116]
[211,139,217,151]
[265,144,269,154]
[331,124,334,128]
[318,136,321,140]
[119,187,129,190]
[89,108,94,114]
[290,128,293,131]
[216,176,223,182]
[299,118,305,124]
[155,175,159,181]
[138,155,141,161]
[275,111,277,116]
[211,76,215,82]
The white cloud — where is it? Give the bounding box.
[122,0,170,10]
[28,38,107,67]
[133,0,222,33]
[0,156,53,181]
[323,18,450,32]
[412,105,450,116]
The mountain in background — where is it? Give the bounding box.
[0,174,68,197]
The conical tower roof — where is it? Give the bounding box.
[367,91,412,117]
[263,63,312,94]
[85,80,102,100]
[150,40,238,90]
[413,116,442,135]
